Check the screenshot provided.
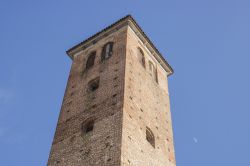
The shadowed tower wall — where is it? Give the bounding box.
[47,16,175,166]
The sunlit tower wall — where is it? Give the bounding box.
[47,15,175,166]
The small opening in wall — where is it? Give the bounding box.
[137,47,146,68]
[85,122,94,133]
[88,77,100,92]
[101,42,114,61]
[86,51,96,70]
[82,119,95,134]
[92,104,97,109]
[146,127,155,148]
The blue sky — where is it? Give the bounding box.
[1,0,250,165]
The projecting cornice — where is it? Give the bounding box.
[66,15,173,76]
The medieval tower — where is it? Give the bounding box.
[48,15,175,166]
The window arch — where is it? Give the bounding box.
[148,61,158,83]
[137,47,145,68]
[101,42,113,61]
[82,119,95,135]
[86,51,96,70]
[146,127,155,148]
[87,77,100,92]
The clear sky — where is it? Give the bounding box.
[0,0,250,165]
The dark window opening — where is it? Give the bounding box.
[82,120,95,134]
[86,51,96,70]
[88,77,100,92]
[146,127,155,148]
[101,42,114,61]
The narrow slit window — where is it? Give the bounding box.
[146,127,155,148]
[86,51,96,70]
[148,61,158,83]
[82,119,95,134]
[155,67,158,83]
[101,42,114,61]
[137,47,146,68]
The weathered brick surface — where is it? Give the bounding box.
[48,23,175,166]
[121,27,176,166]
[48,27,127,166]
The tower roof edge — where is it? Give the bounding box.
[66,15,174,76]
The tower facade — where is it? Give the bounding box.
[48,15,175,166]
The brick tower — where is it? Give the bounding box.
[48,15,175,166]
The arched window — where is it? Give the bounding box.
[146,127,155,148]
[137,47,145,68]
[86,51,96,70]
[82,119,95,135]
[87,77,100,92]
[148,61,158,83]
[101,42,113,61]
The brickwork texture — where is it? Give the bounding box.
[47,16,175,166]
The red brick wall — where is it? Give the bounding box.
[120,27,176,166]
[48,27,127,166]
